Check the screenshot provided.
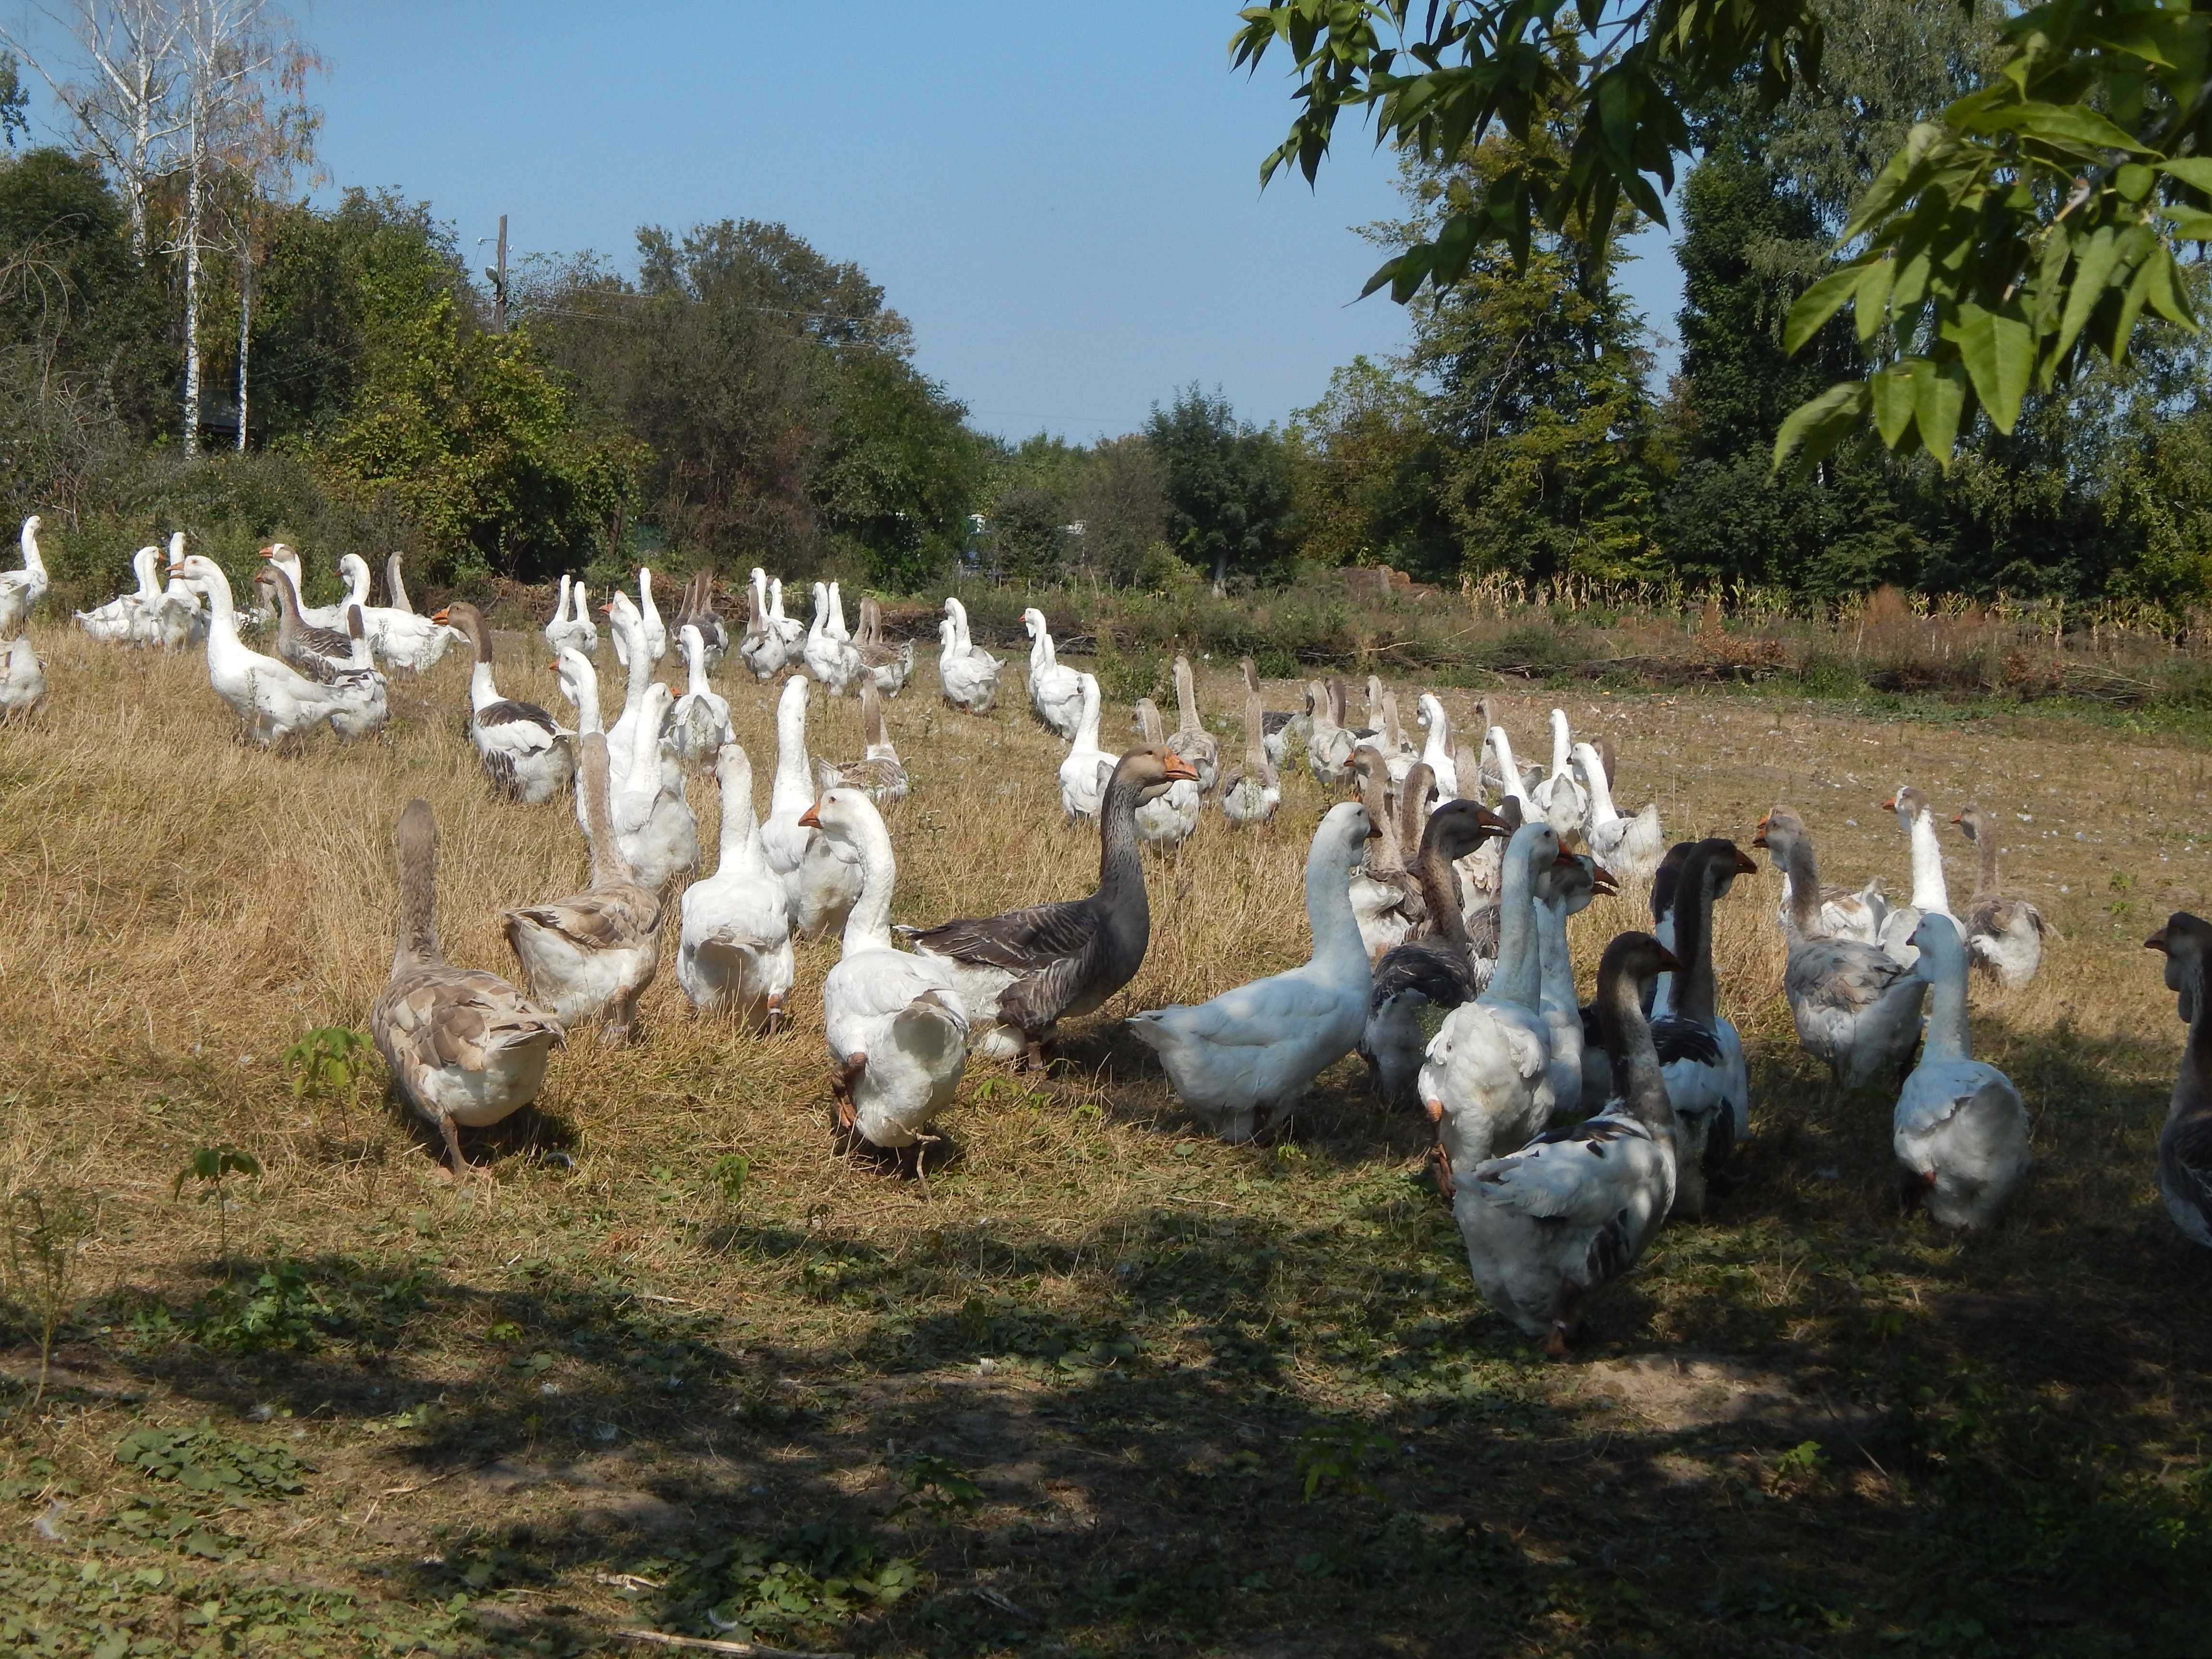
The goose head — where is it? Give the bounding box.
[1420,799,1510,862]
[1952,802,1995,843]
[1884,783,1932,827]
[1021,606,1046,640]
[1908,911,1967,978]
[2147,911,2212,1021]
[1109,743,1198,805]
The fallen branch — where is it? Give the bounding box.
[613,1632,851,1659]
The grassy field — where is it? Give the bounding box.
[1,616,2209,1658]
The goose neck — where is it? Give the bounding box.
[1305,817,1369,974]
[772,685,812,806]
[1483,826,1544,1011]
[1973,822,2000,898]
[386,554,411,613]
[1780,831,1822,935]
[394,843,440,971]
[1594,960,1670,1129]
[1416,842,1470,950]
[579,737,632,886]
[1358,770,1402,873]
[1578,744,1619,824]
[1549,711,1571,774]
[1096,765,1150,899]
[719,758,765,870]
[1174,660,1199,732]
[1535,893,1575,1014]
[1242,684,1265,766]
[1920,931,1972,1063]
[1907,810,1950,911]
[2180,962,2212,1123]
[840,815,899,953]
[1671,849,1720,1023]
[1419,699,1449,766]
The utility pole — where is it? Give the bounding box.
[491,213,507,333]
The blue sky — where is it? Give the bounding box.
[13,0,1685,439]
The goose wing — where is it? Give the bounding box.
[1787,938,1913,1012]
[1467,1116,1658,1223]
[903,897,1096,973]
[505,884,663,949]
[377,965,562,1072]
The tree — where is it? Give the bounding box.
[1144,385,1297,591]
[1288,355,1453,578]
[1068,433,1169,586]
[1232,1,2212,468]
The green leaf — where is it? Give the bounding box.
[1854,258,1896,343]
[2143,246,2197,330]
[1912,358,1968,464]
[1962,100,2151,155]
[1771,381,1870,477]
[1870,365,1918,448]
[2055,224,2121,366]
[1942,304,2031,434]
[1785,260,1871,355]
[2117,163,2155,201]
[2157,157,2212,193]
[2159,207,2212,240]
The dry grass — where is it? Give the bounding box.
[0,620,2209,1657]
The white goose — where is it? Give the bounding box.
[1166,656,1220,795]
[802,582,863,695]
[1894,913,2031,1228]
[168,553,356,745]
[1756,808,1927,1088]
[609,682,700,891]
[1453,931,1682,1357]
[344,553,462,672]
[0,633,43,717]
[1219,658,1281,828]
[937,596,1000,713]
[1306,679,1358,787]
[371,799,564,1179]
[74,546,161,644]
[503,730,665,1043]
[760,674,864,938]
[827,580,853,643]
[1420,821,1572,1192]
[807,786,970,1151]
[1415,694,1459,799]
[768,576,805,653]
[1876,784,1955,969]
[1128,801,1375,1142]
[545,575,599,657]
[325,607,391,742]
[156,535,207,650]
[678,742,795,1029]
[1058,673,1111,821]
[1529,709,1587,841]
[1132,698,1201,848]
[436,602,572,805]
[610,566,667,667]
[1022,607,1083,738]
[0,516,50,636]
[738,572,790,680]
[668,623,735,768]
[1573,740,1664,881]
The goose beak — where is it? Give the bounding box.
[1472,804,1512,836]
[1950,813,1964,824]
[256,546,274,560]
[1882,794,1897,810]
[1654,944,1686,975]
[1731,847,1760,876]
[1590,864,1619,896]
[548,659,562,672]
[797,803,821,829]
[1161,753,1199,783]
[1752,815,1771,848]
[2147,926,2172,954]
[166,564,186,577]
[430,607,449,624]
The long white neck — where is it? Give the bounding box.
[840,813,898,953]
[1489,727,1531,806]
[950,598,972,652]
[1074,677,1101,748]
[1310,685,1338,739]
[621,617,652,722]
[1920,929,1972,1062]
[554,574,572,623]
[19,520,44,578]
[768,578,786,623]
[1419,697,1450,768]
[1175,661,1200,733]
[1535,891,1575,1016]
[1907,809,1950,911]
[637,567,655,617]
[1549,710,1572,777]
[563,661,602,732]
[1481,826,1545,1012]
[1031,619,1056,673]
[132,550,157,601]
[1305,817,1369,976]
[1576,742,1619,826]
[772,683,812,811]
[829,582,848,639]
[342,558,371,609]
[628,694,663,783]
[718,755,770,878]
[684,634,710,697]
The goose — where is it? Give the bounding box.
[1755,808,1927,1088]
[1022,607,1083,738]
[1452,931,1683,1357]
[2146,911,2212,1247]
[168,553,357,745]
[503,731,666,1043]
[802,581,863,695]
[340,552,461,673]
[904,745,1200,1065]
[1057,673,1111,821]
[1128,800,1376,1142]
[1259,679,1310,770]
[1772,813,1889,945]
[601,593,678,803]
[805,786,970,1151]
[610,566,667,667]
[609,682,700,891]
[435,601,573,804]
[667,623,735,768]
[324,607,391,742]
[1893,913,2031,1228]
[370,799,564,1179]
[0,515,49,635]
[0,633,43,716]
[678,742,795,1030]
[937,597,1000,713]
[674,570,730,671]
[1486,724,1537,818]
[826,580,853,643]
[545,575,599,657]
[1644,839,1760,1217]
[1420,820,1577,1193]
[1955,804,2044,989]
[1306,678,1358,787]
[767,576,805,652]
[383,553,415,613]
[1532,852,1611,1126]
[1348,748,1425,959]
[1578,837,1698,1105]
[853,596,914,697]
[155,537,207,650]
[1529,709,1588,842]
[1875,784,1954,968]
[738,577,790,680]
[1218,659,1281,828]
[1166,655,1220,794]
[259,544,345,629]
[759,674,864,938]
[816,675,910,804]
[1360,795,1510,1111]
[1574,740,1664,882]
[1413,694,1460,800]
[254,562,354,680]
[1131,699,1200,848]
[74,546,161,644]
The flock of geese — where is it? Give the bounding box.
[17,518,2212,1355]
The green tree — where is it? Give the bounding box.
[1144,385,1297,590]
[1288,355,1453,578]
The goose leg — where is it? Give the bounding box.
[1422,1098,1455,1200]
[439,1116,488,1183]
[763,993,784,1035]
[829,1051,866,1132]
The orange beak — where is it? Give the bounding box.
[548,658,562,672]
[797,803,821,829]
[430,607,449,624]
[257,546,274,560]
[1882,794,1897,810]
[1161,752,1199,783]
[1951,813,1963,824]
[599,602,613,615]
[1752,814,1772,848]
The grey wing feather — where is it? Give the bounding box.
[904,899,1097,974]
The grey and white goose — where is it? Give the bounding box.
[1955,803,2044,988]
[2148,911,2212,1248]
[674,570,730,671]
[254,562,355,681]
[435,600,573,805]
[1645,838,1760,1218]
